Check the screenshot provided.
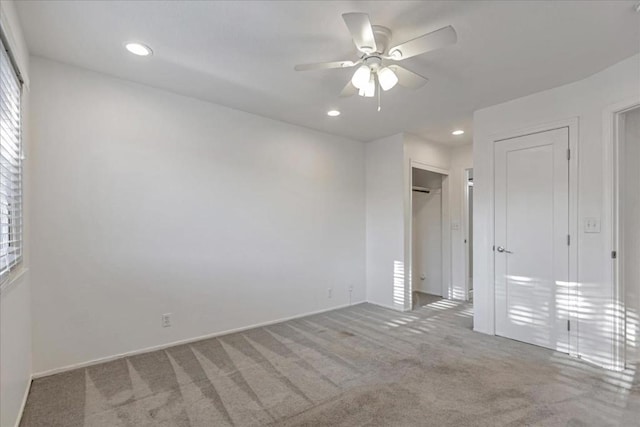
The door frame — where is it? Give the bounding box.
[407,160,450,306]
[487,118,579,357]
[463,168,473,301]
[603,97,640,371]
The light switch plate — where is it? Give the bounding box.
[584,217,601,233]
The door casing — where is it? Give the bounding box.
[604,98,640,371]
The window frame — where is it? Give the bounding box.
[0,30,24,286]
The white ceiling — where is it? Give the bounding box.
[15,0,640,144]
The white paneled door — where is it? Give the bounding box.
[494,127,570,352]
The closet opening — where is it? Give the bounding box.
[411,167,446,308]
[464,168,474,302]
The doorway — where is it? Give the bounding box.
[617,106,640,364]
[494,127,570,352]
[464,168,474,301]
[412,168,445,303]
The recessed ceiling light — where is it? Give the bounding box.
[327,110,341,117]
[125,42,153,56]
[452,129,465,135]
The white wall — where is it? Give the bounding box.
[473,54,640,368]
[0,1,32,426]
[29,57,366,375]
[404,134,451,171]
[0,273,31,427]
[365,134,405,309]
[412,190,442,295]
[412,168,443,189]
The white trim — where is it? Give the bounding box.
[31,300,366,379]
[14,376,32,427]
[486,117,579,358]
[367,300,410,312]
[603,96,640,371]
[410,160,449,176]
[463,168,473,302]
[441,174,451,299]
[568,118,580,359]
[491,118,577,143]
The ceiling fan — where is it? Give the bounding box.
[294,13,457,109]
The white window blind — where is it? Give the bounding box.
[0,36,23,281]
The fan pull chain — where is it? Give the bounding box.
[377,81,381,112]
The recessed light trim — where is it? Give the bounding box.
[452,129,465,135]
[125,42,153,56]
[327,110,341,117]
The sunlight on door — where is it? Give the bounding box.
[494,127,570,352]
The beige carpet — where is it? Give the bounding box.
[21,297,640,426]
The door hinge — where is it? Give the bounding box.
[567,235,570,246]
[567,320,571,331]
[612,251,617,259]
[567,148,571,161]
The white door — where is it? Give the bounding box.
[412,190,442,296]
[494,127,569,351]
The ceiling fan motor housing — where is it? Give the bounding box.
[363,56,382,71]
[371,25,392,55]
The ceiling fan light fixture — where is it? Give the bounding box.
[378,67,398,91]
[351,65,371,89]
[363,76,376,97]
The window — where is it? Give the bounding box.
[0,36,23,281]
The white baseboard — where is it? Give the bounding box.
[14,375,32,427]
[32,300,367,379]
[366,301,407,312]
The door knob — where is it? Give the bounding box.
[496,246,513,254]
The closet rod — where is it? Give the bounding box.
[412,186,432,193]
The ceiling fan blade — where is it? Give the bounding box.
[389,25,457,60]
[294,60,357,71]
[388,65,429,89]
[340,81,358,97]
[342,13,378,54]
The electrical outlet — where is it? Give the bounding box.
[162,313,172,328]
[327,288,332,298]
